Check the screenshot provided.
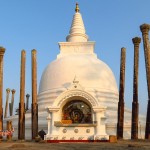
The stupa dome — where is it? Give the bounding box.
[39,54,118,94]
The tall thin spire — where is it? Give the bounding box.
[66,3,88,42]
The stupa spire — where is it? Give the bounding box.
[66,3,88,42]
[75,3,80,12]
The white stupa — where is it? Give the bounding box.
[38,3,118,140]
[4,3,145,140]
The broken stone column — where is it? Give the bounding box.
[25,94,30,111]
[31,49,38,139]
[0,47,6,139]
[11,89,16,116]
[4,88,10,118]
[18,50,26,140]
[117,47,126,139]
[140,23,150,139]
[131,37,141,139]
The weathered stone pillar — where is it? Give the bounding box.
[7,120,12,140]
[25,94,30,111]
[4,88,10,118]
[0,47,5,140]
[18,50,26,140]
[31,49,38,140]
[131,37,141,139]
[117,47,126,139]
[140,24,150,139]
[11,89,16,116]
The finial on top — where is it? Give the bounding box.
[75,3,80,12]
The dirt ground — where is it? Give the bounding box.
[0,140,150,150]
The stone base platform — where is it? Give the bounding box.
[45,135,109,142]
[47,140,109,143]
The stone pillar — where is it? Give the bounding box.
[25,94,30,111]
[31,49,38,139]
[18,50,26,140]
[140,24,150,139]
[11,89,16,116]
[131,37,141,139]
[93,107,107,139]
[4,88,10,118]
[95,111,101,135]
[9,103,12,116]
[46,108,59,137]
[117,47,126,139]
[0,47,5,140]
[7,120,12,140]
[47,113,52,135]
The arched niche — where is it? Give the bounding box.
[62,99,92,124]
[53,89,99,108]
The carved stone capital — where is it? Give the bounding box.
[132,37,141,45]
[47,107,59,112]
[93,106,107,113]
[140,24,150,35]
[11,89,16,94]
[26,94,30,98]
[32,49,37,55]
[0,47,6,56]
[6,88,10,93]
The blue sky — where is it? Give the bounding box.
[0,0,150,115]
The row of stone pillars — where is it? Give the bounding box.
[4,88,16,118]
[18,49,38,140]
[117,23,150,139]
[0,48,38,140]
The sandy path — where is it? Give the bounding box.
[0,140,150,150]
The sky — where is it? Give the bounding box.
[0,0,150,115]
